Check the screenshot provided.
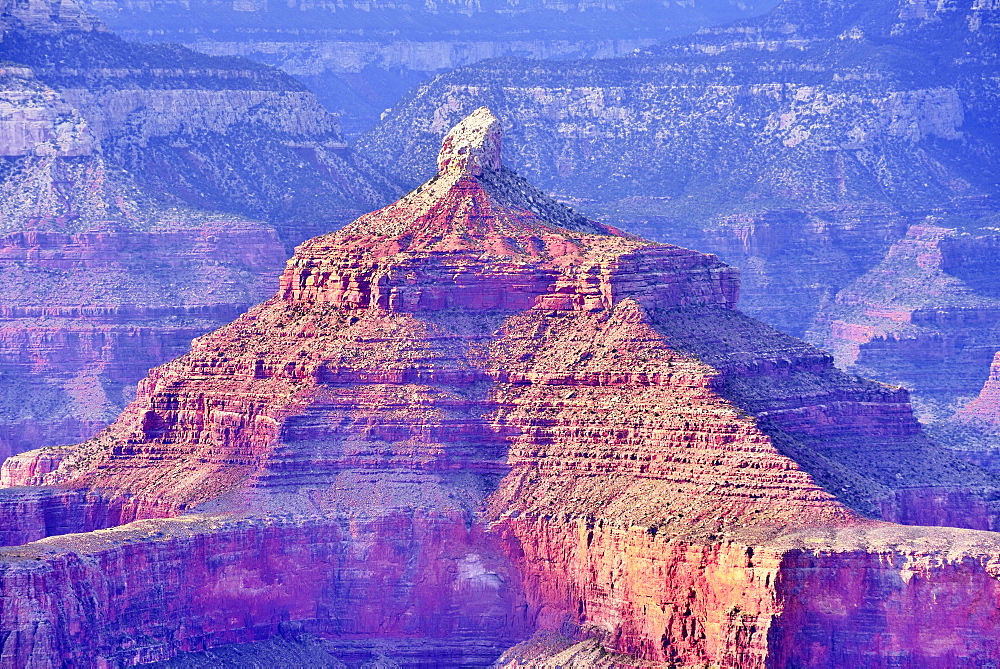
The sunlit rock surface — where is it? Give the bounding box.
[2,109,1000,667]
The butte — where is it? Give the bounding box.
[2,108,1000,667]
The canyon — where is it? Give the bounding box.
[0,0,398,251]
[360,0,1000,437]
[0,65,287,460]
[70,0,780,136]
[2,109,1000,666]
[0,0,401,461]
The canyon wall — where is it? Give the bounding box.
[70,0,779,135]
[360,0,1000,339]
[0,7,398,250]
[0,0,405,460]
[0,513,527,666]
[1,110,1000,666]
[0,68,287,458]
[808,223,1000,421]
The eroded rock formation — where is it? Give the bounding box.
[0,68,286,459]
[0,0,399,251]
[2,109,1000,667]
[808,223,1000,421]
[360,0,1000,339]
[68,0,779,136]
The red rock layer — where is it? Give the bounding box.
[1,108,1000,667]
[495,522,1000,668]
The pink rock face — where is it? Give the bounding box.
[2,108,1000,666]
[958,352,1000,426]
[808,223,1000,421]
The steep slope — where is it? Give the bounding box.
[360,0,1000,338]
[2,109,1000,666]
[0,0,398,251]
[0,67,287,460]
[928,353,1000,474]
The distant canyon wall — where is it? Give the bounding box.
[74,0,781,134]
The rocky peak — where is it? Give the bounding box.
[347,107,608,243]
[281,107,737,314]
[437,106,502,177]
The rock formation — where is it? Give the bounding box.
[0,66,287,459]
[3,109,1000,666]
[928,352,1000,475]
[67,0,779,136]
[0,0,402,460]
[0,0,398,251]
[360,0,1000,339]
[809,223,1000,421]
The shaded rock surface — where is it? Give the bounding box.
[808,222,1000,422]
[2,110,1000,667]
[0,0,399,251]
[930,352,1000,475]
[70,0,780,136]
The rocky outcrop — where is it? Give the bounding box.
[360,0,1000,338]
[927,352,1000,474]
[3,109,1000,666]
[808,223,1000,421]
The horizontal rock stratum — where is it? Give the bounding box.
[3,108,1000,667]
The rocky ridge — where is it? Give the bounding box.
[2,109,1000,666]
[360,0,1000,340]
[71,0,779,136]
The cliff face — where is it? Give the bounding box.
[3,109,1000,667]
[0,0,403,459]
[0,69,286,459]
[68,0,779,136]
[360,0,1000,338]
[807,223,1000,421]
[0,5,399,251]
[927,352,1000,474]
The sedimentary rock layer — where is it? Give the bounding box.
[2,109,1000,667]
[0,1,398,250]
[360,0,1000,338]
[809,223,1000,421]
[0,70,287,458]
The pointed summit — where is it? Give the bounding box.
[437,107,503,177]
[342,107,607,241]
